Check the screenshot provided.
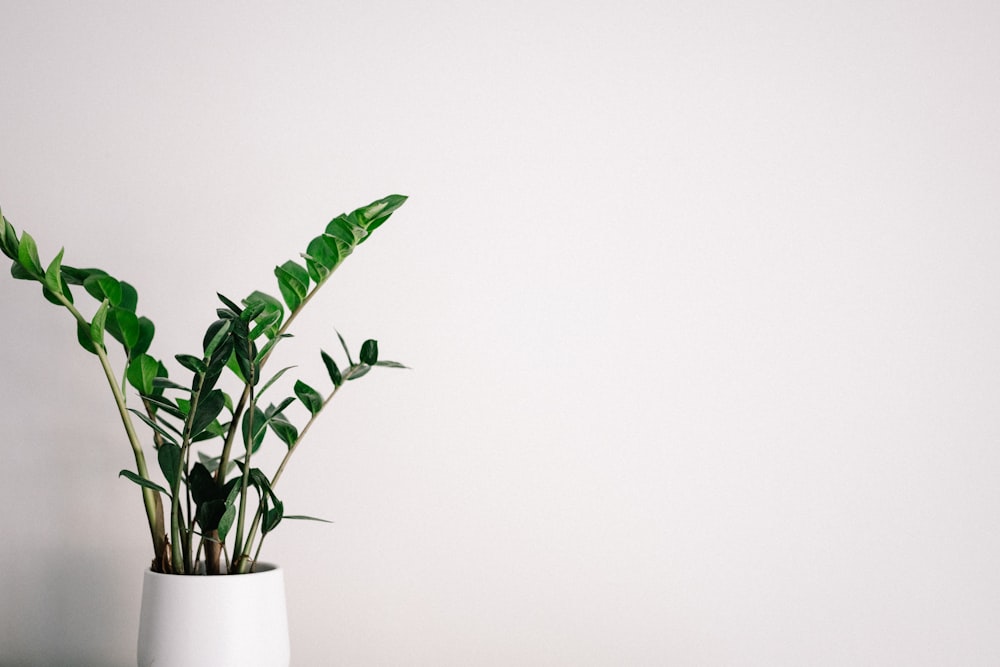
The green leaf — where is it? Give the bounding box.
[268,413,298,448]
[259,366,296,398]
[202,319,232,358]
[374,360,409,369]
[263,500,284,534]
[294,380,323,415]
[324,214,360,245]
[175,354,207,375]
[217,293,243,316]
[0,215,19,260]
[190,389,226,438]
[256,333,292,363]
[268,396,296,417]
[83,274,122,306]
[108,308,140,349]
[336,331,355,365]
[355,194,407,238]
[151,377,188,392]
[128,408,180,445]
[119,469,169,496]
[76,320,98,354]
[303,234,340,282]
[359,339,379,365]
[284,514,334,524]
[241,405,268,453]
[320,350,342,387]
[127,354,161,394]
[274,261,309,311]
[11,262,33,280]
[43,248,65,296]
[188,463,217,506]
[242,291,284,339]
[16,231,42,275]
[118,281,138,312]
[217,503,237,541]
[141,395,187,421]
[158,443,182,489]
[344,363,371,381]
[90,298,110,346]
[132,316,156,358]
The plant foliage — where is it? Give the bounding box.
[1,195,408,574]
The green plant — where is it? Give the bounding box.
[0,195,408,574]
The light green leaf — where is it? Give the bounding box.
[374,360,409,369]
[90,298,110,346]
[127,354,161,394]
[17,231,42,275]
[43,248,65,296]
[284,514,333,524]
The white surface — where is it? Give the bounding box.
[1,1,999,665]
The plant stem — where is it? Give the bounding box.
[58,295,165,562]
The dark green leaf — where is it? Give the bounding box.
[336,331,355,365]
[157,443,182,489]
[196,499,227,531]
[175,354,207,374]
[128,408,180,445]
[268,413,298,448]
[118,469,169,496]
[60,265,100,285]
[202,319,232,358]
[11,262,33,281]
[359,339,378,365]
[0,216,19,260]
[263,500,284,534]
[294,380,323,415]
[269,395,296,417]
[151,377,188,391]
[190,389,226,438]
[127,354,160,394]
[321,350,342,387]
[241,405,267,453]
[141,395,187,421]
[188,462,217,506]
[217,293,243,315]
[242,291,284,339]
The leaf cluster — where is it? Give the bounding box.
[1,195,408,575]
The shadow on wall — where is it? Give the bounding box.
[0,546,139,667]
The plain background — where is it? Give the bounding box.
[1,1,999,665]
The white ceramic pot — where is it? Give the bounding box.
[137,563,290,667]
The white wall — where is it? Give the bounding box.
[1,1,999,665]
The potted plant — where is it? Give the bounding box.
[0,194,408,666]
